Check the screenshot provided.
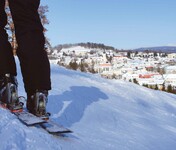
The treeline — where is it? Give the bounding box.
[143,84,176,94]
[78,42,116,50]
[135,46,176,53]
[53,42,117,51]
[58,60,97,74]
[131,79,176,94]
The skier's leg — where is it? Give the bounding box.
[8,0,51,95]
[0,0,19,108]
[0,0,17,76]
[8,0,51,116]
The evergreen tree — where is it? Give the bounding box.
[135,51,138,56]
[79,62,86,72]
[133,78,138,84]
[112,74,116,79]
[127,51,131,58]
[167,85,173,93]
[154,84,158,90]
[143,84,148,88]
[162,84,166,91]
[154,52,158,57]
[69,61,78,70]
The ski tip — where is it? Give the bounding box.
[11,108,23,113]
[49,129,73,134]
[0,103,23,113]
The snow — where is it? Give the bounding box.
[60,46,91,53]
[1,58,176,150]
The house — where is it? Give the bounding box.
[163,74,176,87]
[167,53,176,59]
[137,73,164,89]
[96,63,112,74]
[164,66,176,74]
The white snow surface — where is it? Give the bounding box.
[60,46,91,53]
[1,58,176,150]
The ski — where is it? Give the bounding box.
[0,74,71,134]
[0,102,45,125]
[40,120,72,134]
[14,111,47,126]
[0,103,72,134]
[14,110,72,134]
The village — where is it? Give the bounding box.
[49,46,176,93]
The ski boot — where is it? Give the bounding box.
[27,90,50,120]
[0,74,23,112]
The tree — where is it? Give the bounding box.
[79,62,86,72]
[143,84,148,88]
[167,85,173,93]
[5,0,17,54]
[161,84,166,91]
[112,74,116,79]
[88,67,96,74]
[154,52,158,57]
[69,61,78,70]
[154,84,158,90]
[135,51,138,56]
[37,5,51,53]
[38,5,49,32]
[127,51,131,59]
[133,78,138,84]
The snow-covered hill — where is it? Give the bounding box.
[135,46,176,53]
[1,58,176,150]
[60,46,91,53]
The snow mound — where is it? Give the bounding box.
[0,59,176,150]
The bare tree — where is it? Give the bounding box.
[5,0,17,54]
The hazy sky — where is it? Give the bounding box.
[41,0,176,49]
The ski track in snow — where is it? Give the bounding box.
[0,58,176,150]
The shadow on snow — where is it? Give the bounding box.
[48,86,108,127]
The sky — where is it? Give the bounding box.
[41,0,176,49]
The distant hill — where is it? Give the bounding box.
[52,42,118,52]
[135,46,176,53]
[52,43,176,53]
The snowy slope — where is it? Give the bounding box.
[60,46,90,52]
[1,58,176,150]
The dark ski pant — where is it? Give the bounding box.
[0,0,51,95]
